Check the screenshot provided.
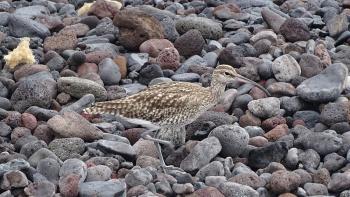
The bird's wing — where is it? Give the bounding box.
[83,81,208,123]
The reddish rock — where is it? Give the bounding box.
[264,124,289,141]
[239,111,261,127]
[249,86,268,99]
[36,15,65,31]
[261,116,287,131]
[113,8,164,50]
[89,0,121,19]
[279,18,310,42]
[44,31,78,53]
[292,119,305,127]
[139,39,174,57]
[312,168,331,185]
[114,55,127,79]
[314,41,332,67]
[33,124,55,144]
[213,3,241,19]
[77,63,98,76]
[228,172,266,189]
[133,139,158,158]
[249,136,268,147]
[269,170,301,194]
[156,47,181,70]
[1,170,28,190]
[278,193,297,197]
[117,168,130,179]
[56,92,71,105]
[59,23,90,37]
[10,127,31,144]
[266,82,296,96]
[24,181,56,197]
[14,64,49,81]
[187,186,224,197]
[85,51,113,64]
[59,174,80,197]
[122,128,144,145]
[21,113,38,130]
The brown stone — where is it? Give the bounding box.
[10,127,31,144]
[77,63,98,77]
[14,64,49,81]
[249,136,268,147]
[85,51,113,64]
[264,124,289,141]
[269,170,302,194]
[36,15,65,31]
[312,168,331,185]
[229,172,266,189]
[59,23,90,37]
[261,116,287,131]
[278,193,297,197]
[113,8,164,50]
[88,0,121,19]
[21,113,37,130]
[314,41,332,66]
[114,55,127,79]
[156,47,181,70]
[33,124,55,144]
[239,111,261,127]
[59,174,80,197]
[122,128,144,145]
[139,39,174,58]
[266,82,296,96]
[249,86,269,99]
[279,18,310,42]
[213,3,241,19]
[174,29,205,57]
[43,31,78,53]
[186,186,224,197]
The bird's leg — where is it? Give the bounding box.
[154,141,168,174]
[142,133,172,146]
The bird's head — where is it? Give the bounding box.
[212,64,271,96]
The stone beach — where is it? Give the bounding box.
[0,0,350,196]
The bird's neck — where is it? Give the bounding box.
[210,79,226,102]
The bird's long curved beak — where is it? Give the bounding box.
[234,74,271,97]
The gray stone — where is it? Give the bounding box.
[218,182,259,197]
[180,137,222,172]
[11,71,57,113]
[0,122,11,137]
[296,63,348,102]
[8,15,50,38]
[20,140,47,158]
[86,165,112,182]
[320,101,350,126]
[248,142,288,169]
[57,77,107,101]
[175,16,222,40]
[171,73,200,82]
[272,54,301,82]
[295,131,342,156]
[28,148,61,168]
[195,161,224,181]
[125,168,153,187]
[97,140,136,159]
[36,158,60,184]
[247,97,281,118]
[208,124,249,158]
[327,14,349,37]
[79,180,126,197]
[0,159,30,177]
[323,153,346,172]
[59,158,87,184]
[328,172,350,192]
[49,138,85,161]
[98,58,121,85]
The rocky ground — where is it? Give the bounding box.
[0,0,350,196]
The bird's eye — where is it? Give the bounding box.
[224,72,230,75]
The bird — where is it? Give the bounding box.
[83,64,270,173]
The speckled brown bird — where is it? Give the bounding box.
[83,64,270,172]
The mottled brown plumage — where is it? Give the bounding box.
[83,65,270,172]
[84,64,270,144]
